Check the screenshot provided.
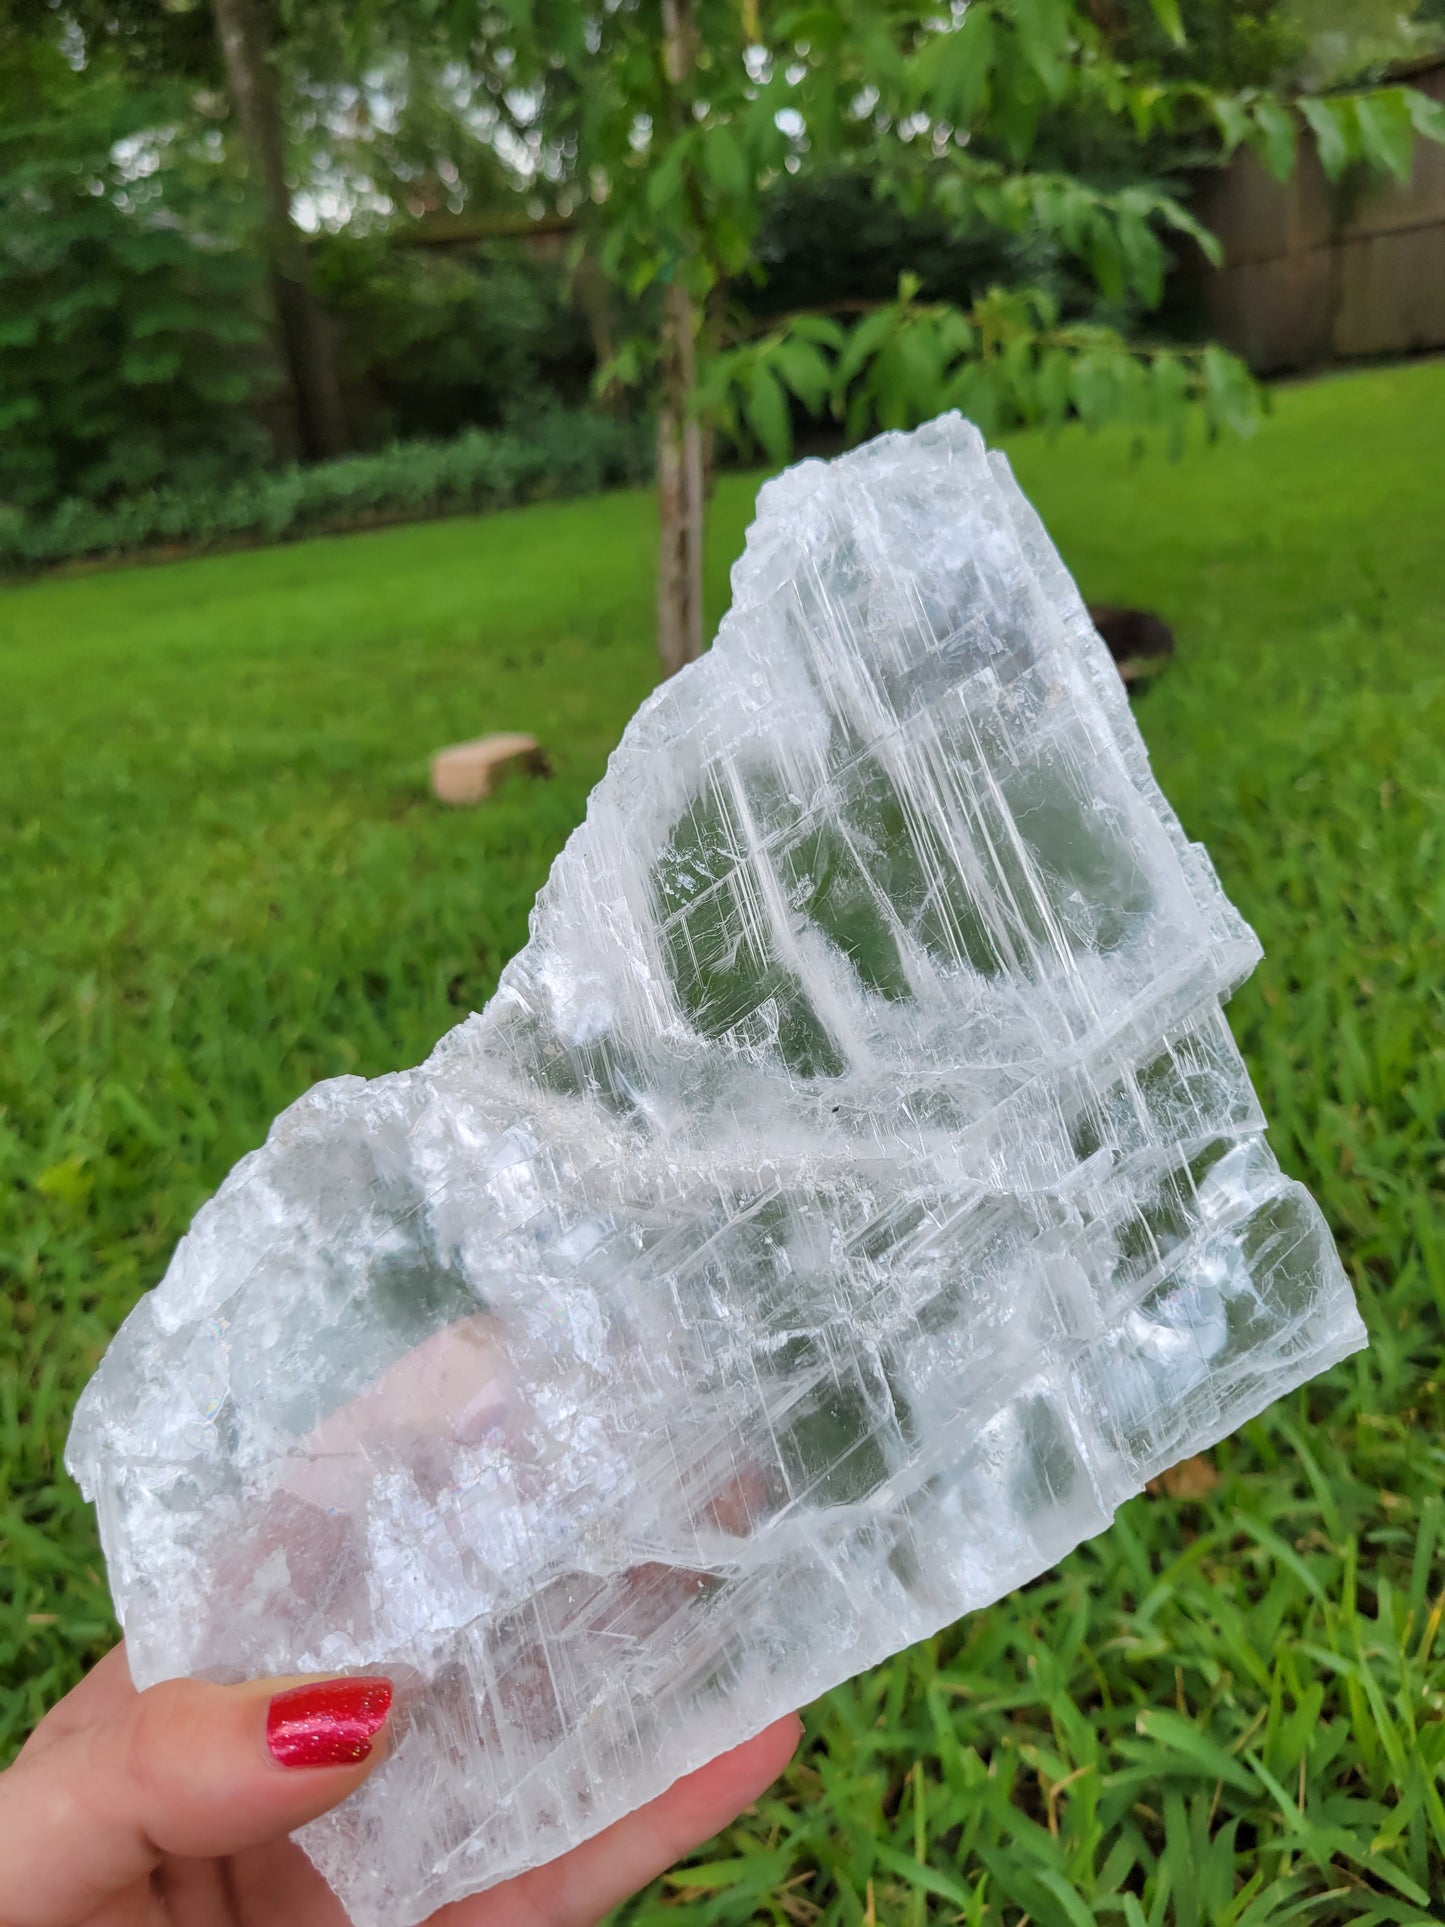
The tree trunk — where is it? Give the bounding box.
[212,0,348,461]
[656,278,706,678]
[656,0,706,679]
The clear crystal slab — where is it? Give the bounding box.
[67,416,1365,1927]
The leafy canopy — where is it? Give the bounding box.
[0,32,272,510]
[423,0,1445,458]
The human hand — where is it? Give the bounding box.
[0,1641,801,1926]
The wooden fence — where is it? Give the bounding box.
[1193,58,1445,374]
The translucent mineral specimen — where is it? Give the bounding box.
[67,416,1365,1926]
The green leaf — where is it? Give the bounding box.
[645,138,690,217]
[1036,346,1073,427]
[1011,0,1071,101]
[1154,191,1224,266]
[1201,342,1262,437]
[1128,80,1164,139]
[1146,0,1185,47]
[1026,174,1085,251]
[743,362,791,464]
[1086,216,1126,303]
[1348,1843,1431,1907]
[858,26,906,94]
[1212,95,1252,156]
[868,1839,975,1909]
[971,177,1013,232]
[992,58,1044,160]
[1405,87,1445,146]
[1251,97,1297,183]
[934,306,976,359]
[703,126,749,207]
[1035,1869,1100,1927]
[807,67,840,154]
[772,336,833,415]
[120,346,183,386]
[911,22,952,108]
[1000,331,1038,414]
[710,214,752,275]
[777,4,845,52]
[34,1155,92,1208]
[594,341,644,394]
[870,336,913,429]
[1071,347,1122,427]
[788,313,847,351]
[893,317,947,417]
[835,307,899,391]
[203,370,260,407]
[663,1849,793,1893]
[930,5,995,127]
[947,359,1004,436]
[624,254,661,297]
[1300,95,1353,183]
[843,381,874,443]
[1151,352,1192,457]
[1134,1709,1259,1793]
[0,394,42,431]
[0,313,42,349]
[1116,209,1166,307]
[1354,88,1417,182]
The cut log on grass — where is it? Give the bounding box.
[430,734,550,806]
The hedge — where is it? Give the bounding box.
[0,407,651,576]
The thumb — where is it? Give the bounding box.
[0,1672,392,1926]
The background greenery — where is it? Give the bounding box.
[3,0,1442,582]
[4,359,1443,1920]
[0,408,649,574]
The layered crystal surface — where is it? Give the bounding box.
[67,416,1365,1927]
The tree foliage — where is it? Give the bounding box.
[413,0,1445,674]
[312,235,599,441]
[2,0,1442,587]
[445,0,1445,464]
[0,34,273,510]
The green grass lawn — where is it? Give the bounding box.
[4,360,1444,1922]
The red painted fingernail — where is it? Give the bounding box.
[266,1677,393,1768]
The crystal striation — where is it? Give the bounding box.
[67,416,1365,1927]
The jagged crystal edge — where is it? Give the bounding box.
[67,414,1366,1927]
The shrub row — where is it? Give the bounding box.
[0,406,651,576]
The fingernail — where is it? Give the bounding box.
[266,1677,393,1768]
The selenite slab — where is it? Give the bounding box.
[67,416,1365,1926]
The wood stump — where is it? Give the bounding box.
[430,734,549,806]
